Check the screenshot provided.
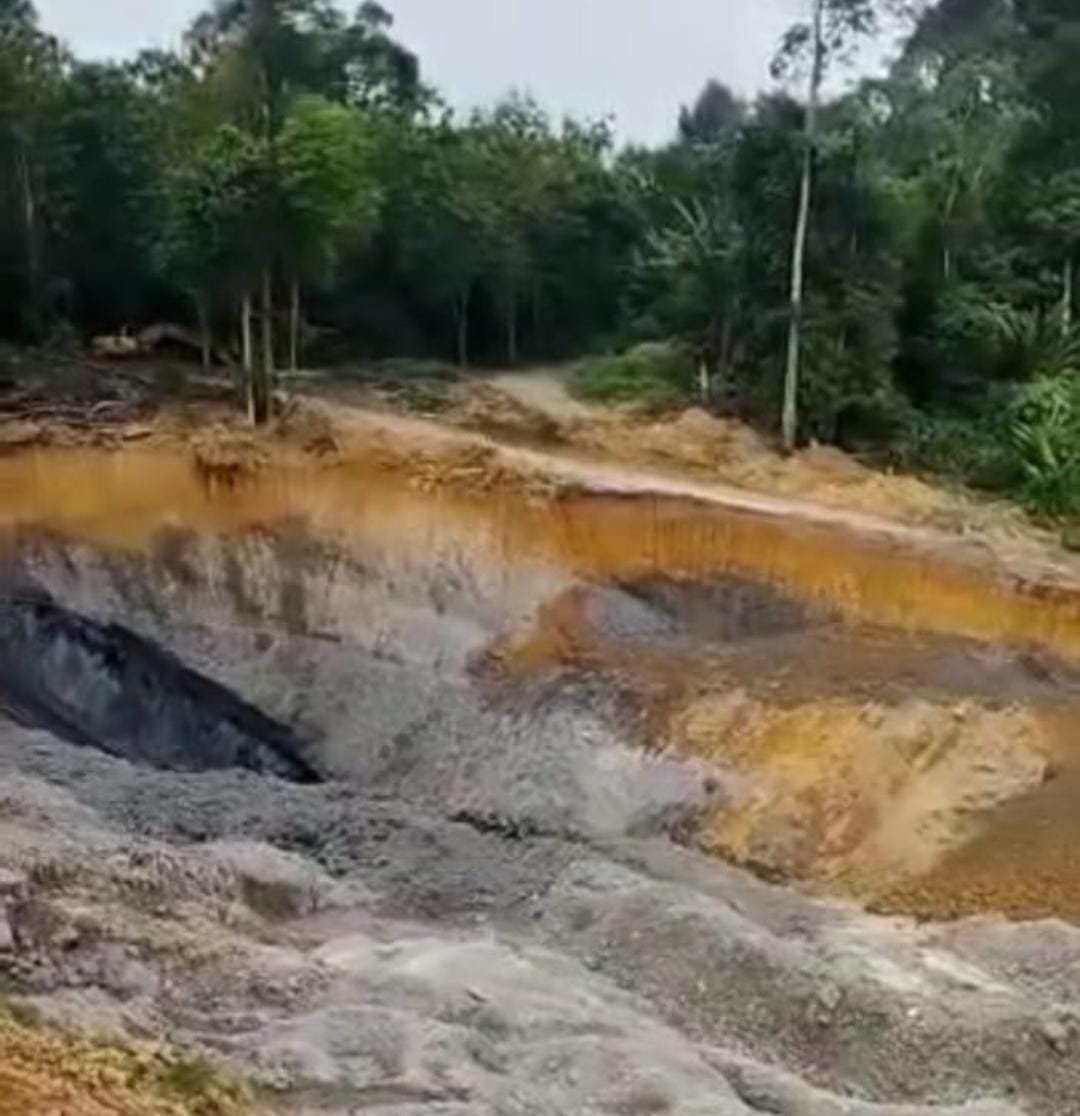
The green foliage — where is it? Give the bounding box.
[632,198,743,353]
[572,341,695,409]
[677,80,746,146]
[1008,376,1080,518]
[897,375,1080,521]
[278,93,381,280]
[993,307,1080,380]
[896,409,1011,487]
[158,122,270,300]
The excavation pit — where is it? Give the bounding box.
[2,434,1080,922]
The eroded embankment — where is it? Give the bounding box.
[4,435,1080,921]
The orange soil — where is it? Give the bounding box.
[0,1013,254,1116]
[450,381,1043,549]
[5,406,1080,660]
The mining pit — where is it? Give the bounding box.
[1,406,1080,1114]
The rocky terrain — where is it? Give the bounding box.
[2,392,1080,1113]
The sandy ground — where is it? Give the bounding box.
[0,1014,253,1116]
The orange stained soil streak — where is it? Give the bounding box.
[3,437,1080,666]
[670,693,1061,884]
[488,573,1080,909]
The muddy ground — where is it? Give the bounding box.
[2,370,1080,1113]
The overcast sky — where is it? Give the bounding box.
[34,0,882,144]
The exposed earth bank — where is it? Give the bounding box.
[2,386,1080,1113]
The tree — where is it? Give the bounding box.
[399,125,499,367]
[0,0,63,337]
[633,199,745,400]
[315,1,426,112]
[774,0,879,449]
[158,124,270,406]
[180,0,423,418]
[278,94,381,370]
[474,97,557,365]
[46,63,165,333]
[677,80,746,146]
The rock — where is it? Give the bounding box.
[0,420,43,449]
[816,982,842,1012]
[0,910,14,953]
[207,841,330,919]
[1042,1019,1070,1054]
[0,870,28,901]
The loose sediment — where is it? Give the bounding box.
[1,421,1080,1114]
[2,427,1080,919]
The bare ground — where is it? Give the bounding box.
[2,366,1080,1112]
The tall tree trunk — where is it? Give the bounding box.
[698,356,710,404]
[241,294,254,419]
[718,316,734,402]
[530,280,542,344]
[1063,257,1074,337]
[455,286,471,369]
[252,268,273,426]
[15,145,41,335]
[289,278,300,373]
[505,295,518,366]
[782,0,824,453]
[196,296,211,372]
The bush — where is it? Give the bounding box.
[898,376,1080,522]
[896,410,1013,489]
[571,341,695,410]
[1007,376,1080,519]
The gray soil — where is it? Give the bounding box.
[0,526,1077,1114]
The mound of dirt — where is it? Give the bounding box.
[874,757,1080,923]
[577,405,998,530]
[458,376,1041,548]
[0,729,1064,1116]
[447,381,565,444]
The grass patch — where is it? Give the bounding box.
[571,341,695,411]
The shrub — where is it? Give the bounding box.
[571,341,695,410]
[895,410,1013,489]
[993,308,1080,382]
[900,376,1080,521]
[1007,376,1080,519]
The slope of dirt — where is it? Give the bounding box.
[467,371,1046,559]
[4,386,1080,1112]
[0,728,1066,1116]
[5,420,1080,923]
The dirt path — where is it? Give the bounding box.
[485,366,596,422]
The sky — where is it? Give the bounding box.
[33,0,883,144]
